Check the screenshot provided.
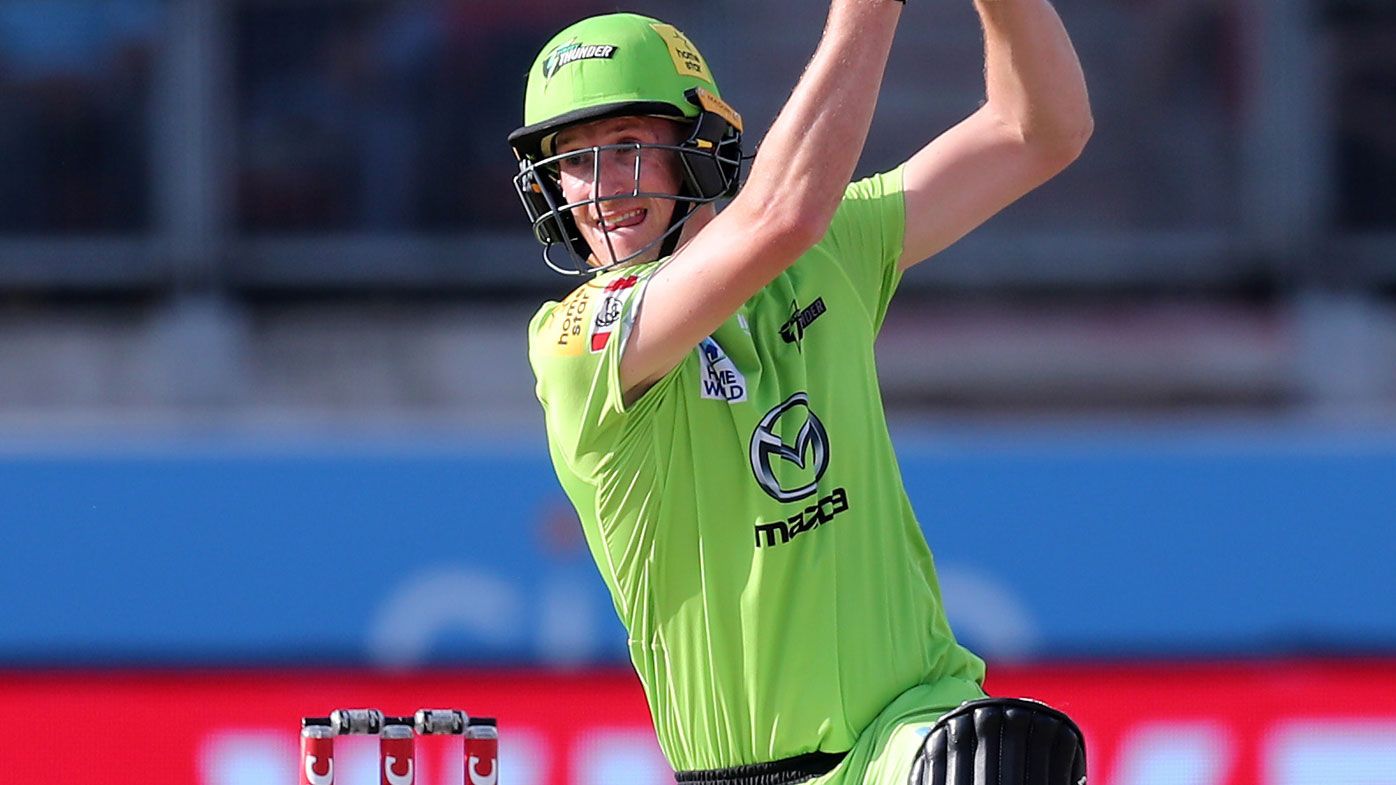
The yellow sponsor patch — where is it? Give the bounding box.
[548,285,593,356]
[650,23,712,83]
[690,87,743,133]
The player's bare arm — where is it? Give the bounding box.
[619,0,905,401]
[897,0,1093,270]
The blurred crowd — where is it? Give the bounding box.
[1,0,1391,238]
[1333,0,1396,228]
[0,0,157,233]
[0,0,1393,420]
[234,0,615,232]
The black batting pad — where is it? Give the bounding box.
[910,697,1086,785]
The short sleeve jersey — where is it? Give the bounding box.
[527,168,985,772]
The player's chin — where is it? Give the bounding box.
[587,230,662,266]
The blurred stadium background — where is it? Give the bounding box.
[0,0,1394,783]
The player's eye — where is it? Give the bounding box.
[609,144,643,168]
[557,150,595,178]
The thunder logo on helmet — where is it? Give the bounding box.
[541,40,618,79]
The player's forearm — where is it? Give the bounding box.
[976,0,1093,157]
[738,0,903,244]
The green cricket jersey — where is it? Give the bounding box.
[527,167,984,772]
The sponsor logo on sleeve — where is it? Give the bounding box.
[542,40,619,80]
[549,286,593,356]
[779,297,827,349]
[698,337,747,403]
[589,275,640,354]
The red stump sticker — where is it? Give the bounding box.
[465,721,498,785]
[300,727,335,785]
[380,725,415,785]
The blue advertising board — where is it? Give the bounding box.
[1,424,1393,665]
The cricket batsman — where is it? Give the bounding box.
[511,0,1092,782]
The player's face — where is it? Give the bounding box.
[552,116,686,267]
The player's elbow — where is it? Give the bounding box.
[738,199,831,259]
[1025,108,1094,170]
[1054,112,1094,163]
[776,211,833,253]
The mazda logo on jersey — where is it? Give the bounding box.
[749,392,830,502]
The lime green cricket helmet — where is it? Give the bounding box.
[508,13,744,275]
